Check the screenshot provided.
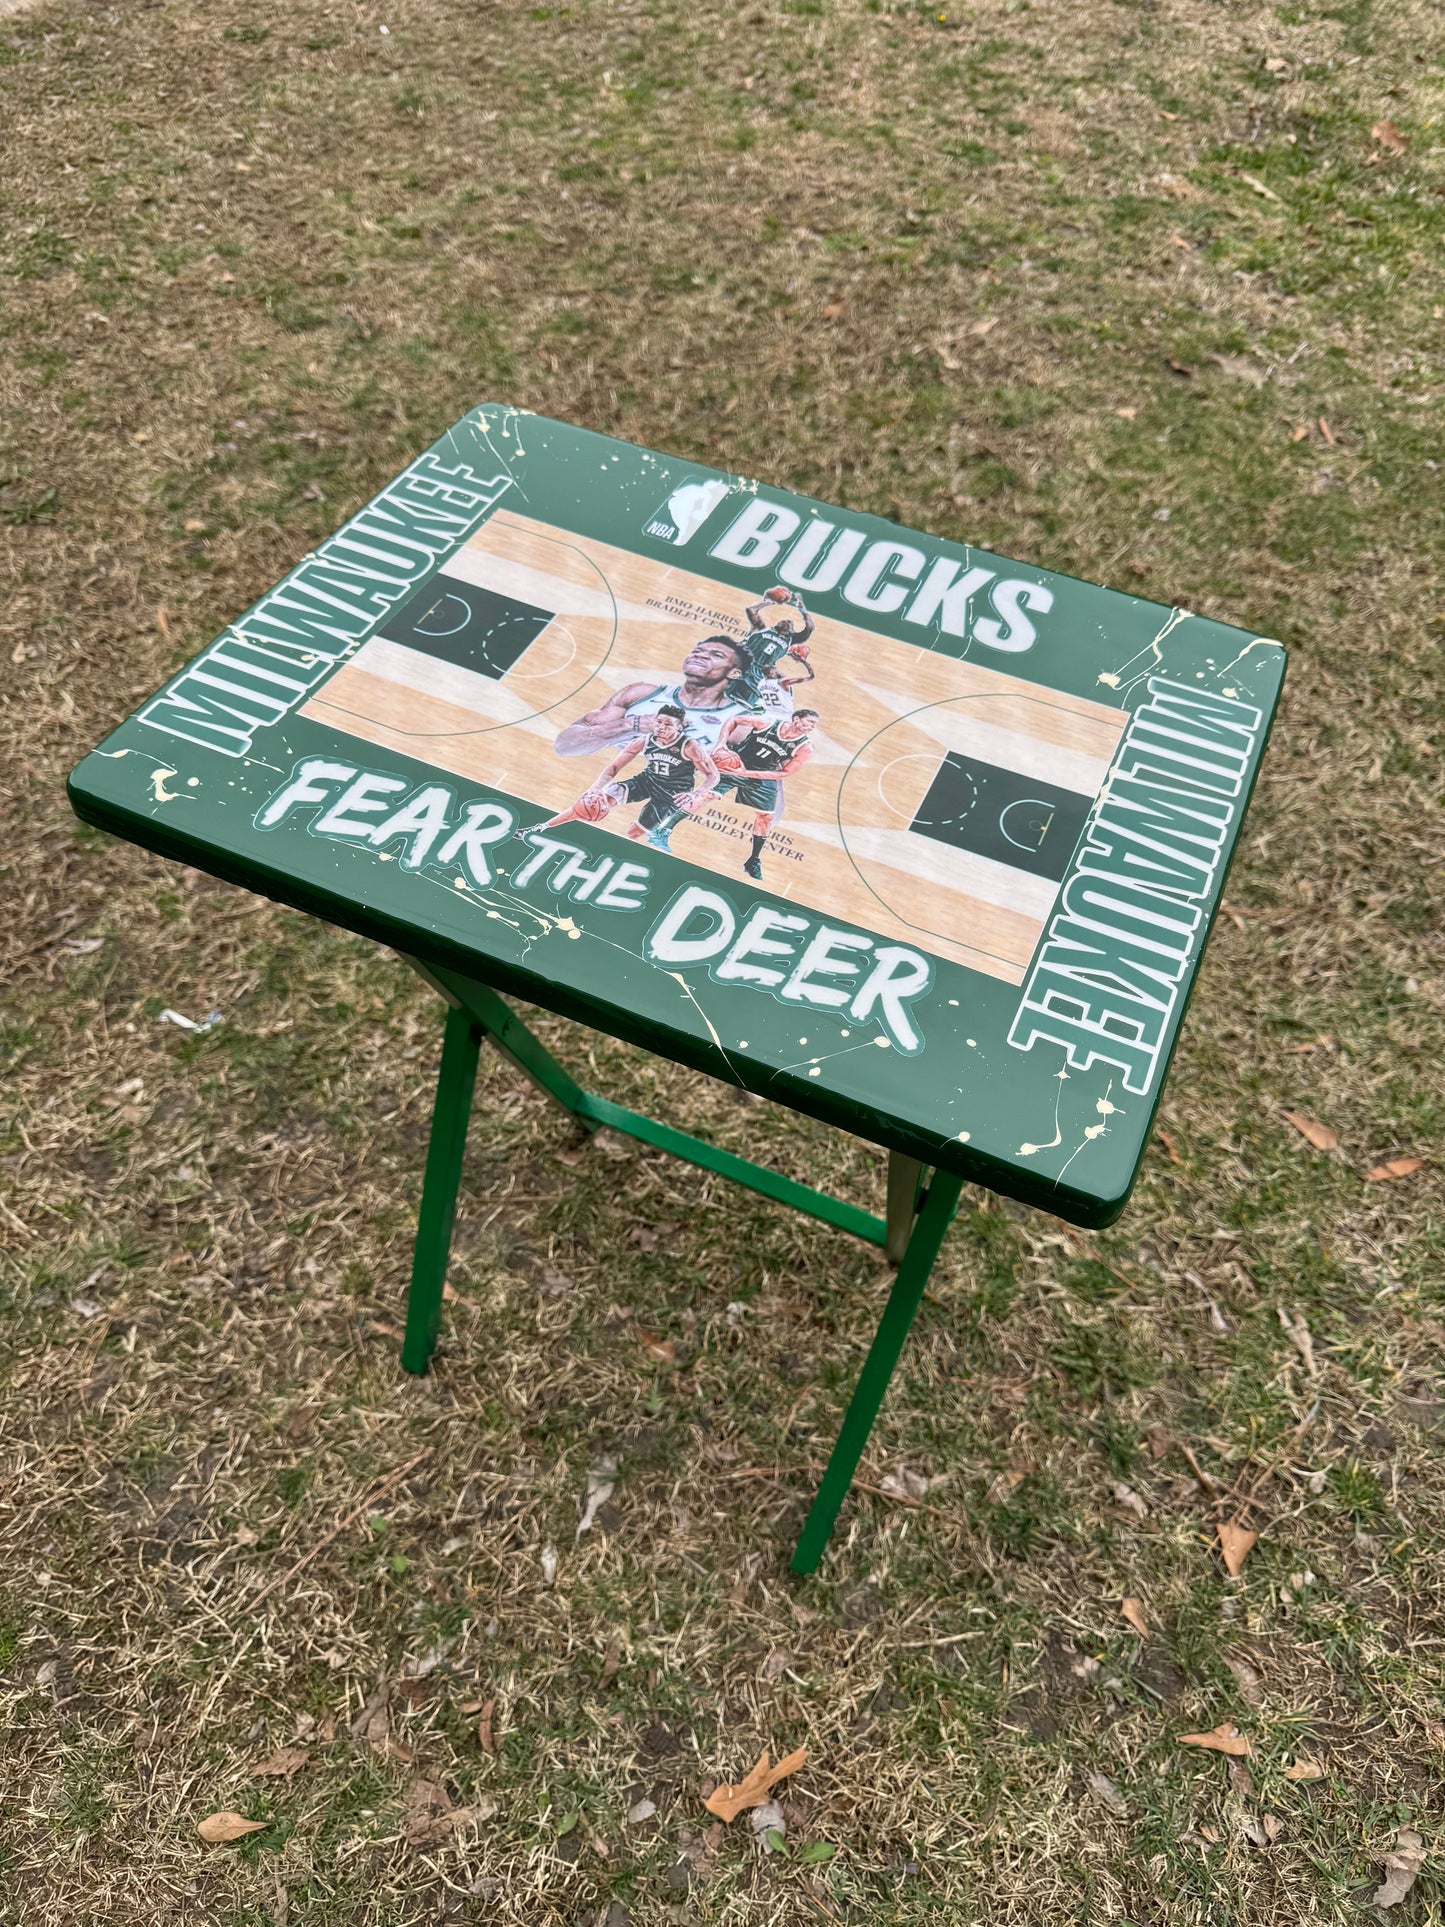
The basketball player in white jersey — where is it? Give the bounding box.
[552,635,759,761]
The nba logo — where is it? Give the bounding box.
[645,478,731,547]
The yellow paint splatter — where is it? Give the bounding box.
[150,767,180,802]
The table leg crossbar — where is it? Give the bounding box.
[398,960,963,1571]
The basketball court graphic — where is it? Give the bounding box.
[304,510,1126,983]
[71,409,1285,1223]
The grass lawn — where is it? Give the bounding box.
[2,0,1443,1919]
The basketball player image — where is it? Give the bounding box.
[650,706,820,881]
[552,634,759,761]
[731,588,816,715]
[541,705,720,851]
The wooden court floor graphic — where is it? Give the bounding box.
[303,512,1126,984]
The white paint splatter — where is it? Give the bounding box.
[1097,604,1195,700]
[1019,1067,1070,1156]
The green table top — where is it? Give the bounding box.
[69,405,1285,1227]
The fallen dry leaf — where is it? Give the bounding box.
[879,1466,930,1504]
[1318,416,1337,447]
[600,1640,621,1688]
[1112,1481,1148,1521]
[1282,1755,1324,1782]
[1370,119,1409,157]
[1237,1808,1283,1846]
[751,1797,786,1851]
[1179,1723,1253,1758]
[1241,171,1281,202]
[1120,1597,1149,1639]
[197,1811,267,1843]
[576,1455,619,1538]
[969,314,999,336]
[1086,1770,1129,1816]
[350,1678,390,1747]
[1282,1110,1338,1153]
[1156,1127,1183,1164]
[1208,353,1267,387]
[1374,1827,1425,1908]
[1291,422,1310,442]
[1218,1519,1259,1577]
[1278,1305,1319,1378]
[476,1696,496,1756]
[1224,1652,1265,1707]
[636,1327,677,1366]
[1166,357,1195,378]
[252,1746,309,1779]
[1366,1157,1427,1183]
[703,1746,808,1823]
[442,1279,462,1302]
[402,1778,453,1847]
[986,1467,1026,1505]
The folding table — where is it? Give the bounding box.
[68,405,1285,1572]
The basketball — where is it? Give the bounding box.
[765,586,792,602]
[572,788,612,822]
[712,748,744,774]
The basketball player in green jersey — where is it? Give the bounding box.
[542,705,720,846]
[648,707,819,880]
[731,588,816,712]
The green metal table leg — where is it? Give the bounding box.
[402,1002,482,1375]
[790,1169,966,1574]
